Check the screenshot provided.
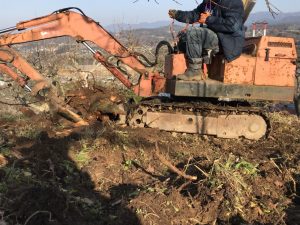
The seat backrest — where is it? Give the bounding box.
[242,0,256,23]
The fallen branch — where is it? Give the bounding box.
[178,180,192,192]
[24,211,52,225]
[154,142,197,181]
[194,164,209,178]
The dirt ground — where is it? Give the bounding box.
[0,86,299,225]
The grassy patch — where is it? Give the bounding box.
[270,112,298,125]
[0,113,24,122]
[74,140,97,168]
[119,89,143,103]
[208,155,261,219]
[0,147,11,157]
[15,124,41,139]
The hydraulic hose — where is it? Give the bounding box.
[135,40,174,68]
[52,7,87,17]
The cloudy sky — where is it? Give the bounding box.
[0,0,299,27]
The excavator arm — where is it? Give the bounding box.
[0,8,166,97]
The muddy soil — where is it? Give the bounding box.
[0,87,299,225]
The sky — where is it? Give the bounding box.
[0,0,299,28]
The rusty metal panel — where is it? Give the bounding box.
[208,55,225,82]
[166,80,295,102]
[223,55,256,85]
[209,36,297,87]
[254,57,296,87]
[257,36,297,59]
[164,54,187,79]
[253,37,297,86]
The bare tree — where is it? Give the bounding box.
[264,0,281,18]
[133,0,182,4]
[134,0,280,17]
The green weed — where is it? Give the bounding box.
[75,152,90,168]
[74,140,96,168]
[15,124,41,139]
[0,182,8,193]
[0,114,24,122]
[0,147,11,157]
[123,159,134,171]
[235,161,259,176]
[208,155,259,218]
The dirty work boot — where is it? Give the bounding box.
[176,58,204,81]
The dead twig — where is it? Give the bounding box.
[154,142,197,181]
[24,211,52,225]
[265,0,281,18]
[273,207,286,225]
[194,165,210,178]
[270,158,283,174]
[134,0,280,19]
[139,201,160,218]
[133,0,181,4]
[178,180,192,192]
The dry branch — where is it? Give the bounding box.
[154,142,197,181]
[134,0,280,18]
[24,211,52,225]
[133,0,182,4]
[264,0,281,18]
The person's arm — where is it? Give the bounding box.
[174,2,206,24]
[206,5,244,33]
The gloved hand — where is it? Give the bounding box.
[198,12,211,24]
[168,9,177,19]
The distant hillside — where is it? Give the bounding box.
[105,11,300,31]
[115,25,183,47]
[105,21,180,32]
[246,11,300,25]
[115,23,300,50]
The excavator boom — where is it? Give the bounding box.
[0,8,165,97]
[0,10,145,71]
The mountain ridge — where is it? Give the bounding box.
[105,11,300,31]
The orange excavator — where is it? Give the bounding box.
[0,3,298,140]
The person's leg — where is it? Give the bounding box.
[177,27,218,81]
[185,27,205,60]
[201,28,219,64]
[202,28,219,54]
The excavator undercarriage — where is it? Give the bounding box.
[0,6,298,140]
[128,99,269,140]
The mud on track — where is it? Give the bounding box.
[0,88,299,225]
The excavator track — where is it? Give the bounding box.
[128,99,270,140]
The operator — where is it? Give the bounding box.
[169,0,245,81]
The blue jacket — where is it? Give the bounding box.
[175,0,245,62]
